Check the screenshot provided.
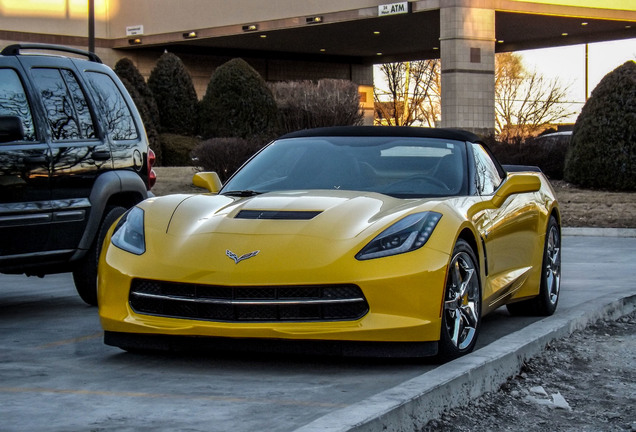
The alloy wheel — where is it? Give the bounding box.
[444,251,480,350]
[544,224,561,305]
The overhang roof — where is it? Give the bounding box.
[116,2,636,64]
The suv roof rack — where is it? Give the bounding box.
[1,43,102,64]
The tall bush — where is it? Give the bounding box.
[148,52,199,136]
[271,79,363,134]
[199,58,277,139]
[564,61,636,190]
[114,58,160,129]
[115,58,162,163]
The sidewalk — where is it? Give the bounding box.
[294,230,636,432]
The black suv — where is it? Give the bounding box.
[0,44,155,305]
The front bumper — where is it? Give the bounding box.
[98,234,450,353]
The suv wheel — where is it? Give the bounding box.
[73,206,126,306]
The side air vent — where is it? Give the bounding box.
[236,210,322,220]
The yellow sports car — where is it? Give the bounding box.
[98,126,561,360]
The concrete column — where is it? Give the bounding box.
[439,1,495,135]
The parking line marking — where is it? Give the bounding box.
[0,386,347,408]
[35,332,103,349]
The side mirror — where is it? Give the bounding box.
[492,173,541,207]
[192,171,222,194]
[0,116,25,143]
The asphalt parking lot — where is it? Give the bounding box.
[1,233,634,432]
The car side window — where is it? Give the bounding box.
[472,143,502,195]
[32,68,96,140]
[85,71,138,141]
[0,68,37,141]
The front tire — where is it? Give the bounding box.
[438,239,481,361]
[73,206,127,306]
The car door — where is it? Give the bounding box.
[471,143,541,307]
[0,61,52,261]
[16,55,111,252]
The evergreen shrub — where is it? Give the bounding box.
[564,61,636,190]
[148,52,199,136]
[200,58,277,139]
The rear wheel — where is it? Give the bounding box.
[73,206,126,306]
[438,239,481,361]
[507,216,561,316]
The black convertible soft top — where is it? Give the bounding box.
[280,126,481,143]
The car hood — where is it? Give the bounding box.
[153,190,435,241]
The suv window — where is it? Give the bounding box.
[32,68,96,140]
[0,68,36,141]
[86,71,138,140]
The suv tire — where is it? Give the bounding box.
[72,206,126,306]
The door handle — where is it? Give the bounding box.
[91,150,111,161]
[23,155,47,164]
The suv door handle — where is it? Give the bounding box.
[23,155,48,164]
[91,150,111,161]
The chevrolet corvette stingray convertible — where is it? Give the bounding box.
[98,126,561,360]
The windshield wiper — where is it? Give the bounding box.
[222,190,262,197]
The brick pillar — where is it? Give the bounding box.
[439,2,495,135]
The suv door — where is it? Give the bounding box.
[15,55,111,253]
[0,61,52,262]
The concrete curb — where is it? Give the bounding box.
[563,227,636,237]
[293,291,636,432]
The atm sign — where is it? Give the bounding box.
[378,2,409,16]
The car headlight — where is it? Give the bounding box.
[356,212,442,260]
[111,206,145,255]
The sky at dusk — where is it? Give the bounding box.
[518,37,636,122]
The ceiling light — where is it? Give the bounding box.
[561,32,568,36]
[320,48,326,52]
[497,40,504,43]
[376,52,383,56]
[242,24,258,32]
[128,38,142,45]
[306,16,323,24]
[373,31,381,35]
[183,31,198,39]
[581,22,588,26]
[432,47,439,50]
[260,34,267,38]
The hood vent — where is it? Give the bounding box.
[236,210,322,220]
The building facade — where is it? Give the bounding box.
[1,0,634,132]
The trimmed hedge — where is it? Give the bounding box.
[148,52,199,136]
[159,133,200,166]
[564,61,636,190]
[199,58,278,139]
[191,137,266,182]
[114,58,160,129]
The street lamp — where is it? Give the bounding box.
[88,0,95,53]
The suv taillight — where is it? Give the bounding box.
[147,148,157,190]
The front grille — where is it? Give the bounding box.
[129,279,369,322]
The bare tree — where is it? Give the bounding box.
[495,52,574,140]
[374,60,440,126]
[375,53,572,137]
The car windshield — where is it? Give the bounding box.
[221,136,468,198]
